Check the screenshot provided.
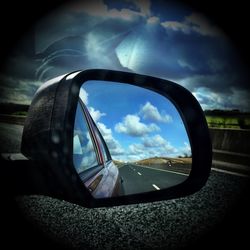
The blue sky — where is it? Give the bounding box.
[0,0,249,112]
[81,80,191,161]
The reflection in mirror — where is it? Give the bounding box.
[73,81,192,199]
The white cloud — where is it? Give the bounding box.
[128,135,178,160]
[88,107,106,123]
[177,59,196,71]
[73,134,82,154]
[142,134,177,153]
[73,131,98,172]
[72,0,148,21]
[97,122,124,156]
[179,142,192,157]
[192,88,222,110]
[108,8,142,21]
[179,74,250,111]
[115,114,160,136]
[112,135,188,162]
[190,86,249,112]
[79,88,106,123]
[128,143,145,155]
[140,102,172,123]
[78,88,123,156]
[79,88,88,105]
[147,16,160,24]
[161,12,223,37]
[142,134,168,147]
[190,86,250,111]
[85,33,111,65]
[161,21,191,34]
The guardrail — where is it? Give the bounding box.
[0,114,26,125]
[209,128,250,155]
[210,128,250,173]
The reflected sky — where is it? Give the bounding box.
[81,80,191,161]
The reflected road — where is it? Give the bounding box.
[119,164,188,195]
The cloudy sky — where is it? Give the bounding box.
[0,0,249,112]
[81,80,191,161]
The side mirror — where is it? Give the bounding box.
[21,69,212,207]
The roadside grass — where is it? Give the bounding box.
[206,116,250,129]
[11,111,28,116]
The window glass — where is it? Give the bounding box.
[73,103,98,173]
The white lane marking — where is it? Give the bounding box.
[137,172,142,175]
[152,184,160,190]
[212,168,250,178]
[136,165,189,176]
[118,164,126,169]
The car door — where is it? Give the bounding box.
[73,100,121,198]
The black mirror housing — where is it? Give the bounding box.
[21,69,212,207]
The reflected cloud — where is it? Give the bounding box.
[115,114,160,136]
[140,101,173,123]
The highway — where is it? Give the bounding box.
[1,122,250,249]
[119,164,188,195]
[0,122,24,153]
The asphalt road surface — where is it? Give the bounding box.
[0,122,23,153]
[1,122,250,250]
[119,164,188,195]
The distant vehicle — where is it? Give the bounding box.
[167,160,172,167]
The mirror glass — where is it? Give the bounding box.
[73,80,192,199]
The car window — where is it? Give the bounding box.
[73,102,98,174]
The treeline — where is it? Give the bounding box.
[204,109,250,116]
[205,109,250,129]
[0,102,29,115]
